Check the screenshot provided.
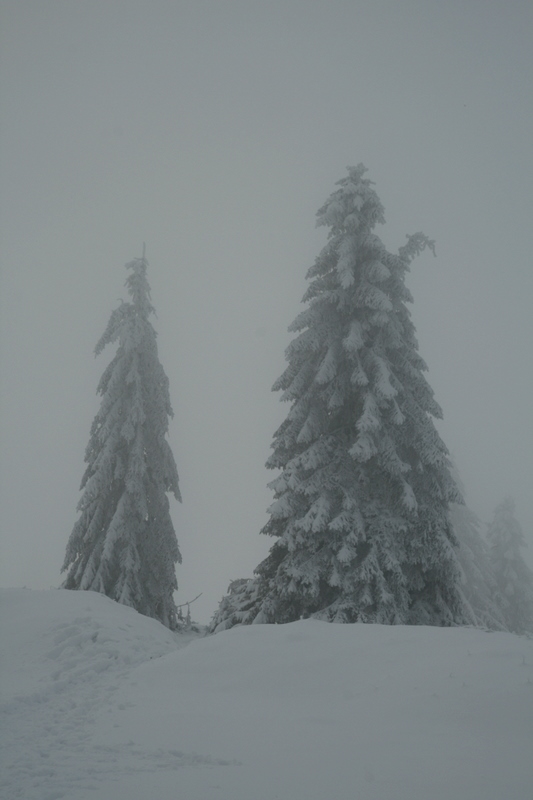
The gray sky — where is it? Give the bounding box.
[1,0,532,624]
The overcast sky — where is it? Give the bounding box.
[1,0,532,623]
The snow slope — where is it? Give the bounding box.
[1,588,532,800]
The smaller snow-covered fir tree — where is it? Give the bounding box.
[449,504,506,631]
[62,251,182,629]
[487,498,533,634]
[447,466,505,630]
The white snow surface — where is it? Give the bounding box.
[1,588,532,800]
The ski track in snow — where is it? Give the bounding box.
[0,591,232,800]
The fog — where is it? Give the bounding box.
[1,0,532,623]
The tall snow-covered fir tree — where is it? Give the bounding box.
[212,165,468,631]
[487,498,533,634]
[62,251,182,629]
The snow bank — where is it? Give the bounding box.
[0,588,195,800]
[1,588,532,799]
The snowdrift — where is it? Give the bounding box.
[1,588,532,800]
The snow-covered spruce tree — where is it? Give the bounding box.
[450,502,507,630]
[213,164,469,630]
[487,498,533,634]
[210,579,263,632]
[446,466,506,630]
[62,252,182,629]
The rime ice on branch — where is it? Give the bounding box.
[212,164,469,631]
[62,251,181,629]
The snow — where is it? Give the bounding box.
[1,588,532,800]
